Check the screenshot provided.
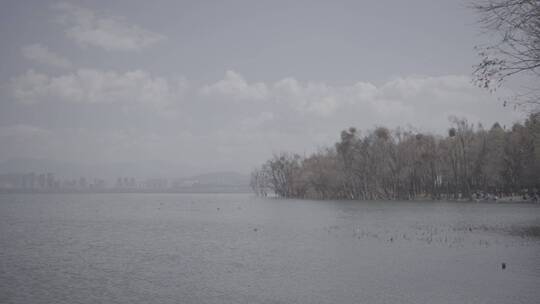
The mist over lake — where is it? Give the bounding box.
[1,193,539,304]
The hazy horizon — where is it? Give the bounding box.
[0,0,526,178]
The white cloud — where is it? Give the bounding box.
[9,69,185,107]
[22,44,72,69]
[52,2,166,51]
[202,71,522,132]
[239,111,274,129]
[8,69,520,133]
[273,78,344,116]
[200,70,269,101]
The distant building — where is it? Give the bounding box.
[0,172,58,191]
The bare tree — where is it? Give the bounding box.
[472,0,540,109]
[251,114,539,201]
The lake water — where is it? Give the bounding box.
[1,193,539,303]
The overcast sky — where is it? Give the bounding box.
[0,0,526,176]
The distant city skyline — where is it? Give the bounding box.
[0,170,250,192]
[0,0,525,176]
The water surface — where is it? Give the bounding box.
[1,193,539,303]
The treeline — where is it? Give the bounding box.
[251,114,540,200]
